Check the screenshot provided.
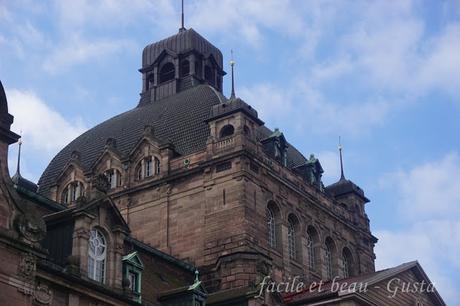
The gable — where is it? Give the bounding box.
[123,251,144,269]
[76,197,129,233]
[360,268,443,306]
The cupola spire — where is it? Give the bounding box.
[230,50,236,99]
[339,136,345,180]
[179,0,186,32]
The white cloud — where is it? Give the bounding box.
[375,153,460,304]
[239,81,391,136]
[418,23,460,96]
[189,0,306,47]
[381,153,460,221]
[239,83,294,128]
[43,37,137,74]
[52,0,176,35]
[7,89,87,153]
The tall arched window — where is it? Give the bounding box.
[195,61,202,78]
[180,60,190,77]
[306,226,319,271]
[307,235,314,270]
[104,169,122,189]
[342,247,353,278]
[62,181,84,204]
[88,229,106,283]
[204,65,214,85]
[288,220,296,260]
[219,125,234,138]
[159,62,175,83]
[325,244,332,279]
[266,208,276,248]
[325,237,336,280]
[145,157,153,177]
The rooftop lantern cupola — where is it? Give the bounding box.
[138,2,225,106]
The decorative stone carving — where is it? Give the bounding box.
[18,253,36,280]
[34,283,53,305]
[15,210,46,243]
[256,259,271,277]
[92,173,110,194]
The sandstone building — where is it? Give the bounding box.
[0,21,445,306]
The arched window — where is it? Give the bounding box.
[180,60,190,77]
[88,229,106,283]
[219,124,234,138]
[104,169,122,189]
[145,157,153,177]
[288,220,296,260]
[266,208,276,248]
[195,61,202,78]
[204,65,214,85]
[62,181,84,204]
[216,76,222,90]
[307,235,314,267]
[159,62,175,83]
[306,226,319,271]
[342,247,353,278]
[325,244,332,279]
[325,237,336,280]
[136,156,161,180]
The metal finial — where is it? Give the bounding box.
[16,131,23,176]
[180,0,185,32]
[230,50,236,99]
[339,136,345,180]
[194,269,199,283]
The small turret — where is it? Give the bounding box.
[325,141,369,228]
[11,136,38,192]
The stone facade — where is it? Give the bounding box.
[42,98,376,302]
[0,22,446,306]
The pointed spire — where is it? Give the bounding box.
[230,50,236,99]
[339,136,345,180]
[16,133,22,176]
[179,0,186,32]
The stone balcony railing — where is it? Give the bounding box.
[214,136,235,152]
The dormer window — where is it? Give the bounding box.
[123,251,144,303]
[159,62,175,83]
[62,181,84,204]
[136,156,161,180]
[104,169,122,189]
[88,229,106,283]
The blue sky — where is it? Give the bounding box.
[1,0,459,303]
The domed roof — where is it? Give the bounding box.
[38,85,227,196]
[142,28,223,69]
